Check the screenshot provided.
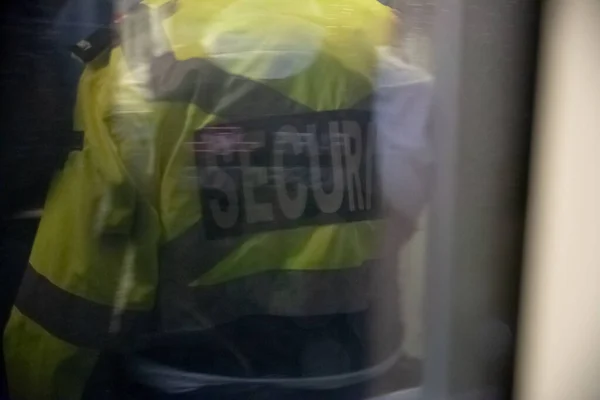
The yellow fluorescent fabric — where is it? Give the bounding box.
[3,309,99,400]
[161,0,392,107]
[192,220,383,286]
[29,55,160,308]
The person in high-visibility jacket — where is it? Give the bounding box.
[3,0,433,398]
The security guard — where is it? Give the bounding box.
[3,0,432,398]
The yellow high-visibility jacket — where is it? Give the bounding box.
[4,1,401,398]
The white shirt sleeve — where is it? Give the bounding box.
[375,47,434,222]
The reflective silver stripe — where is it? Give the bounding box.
[11,208,43,220]
[130,344,403,393]
[158,261,380,331]
[120,4,314,120]
[15,264,151,348]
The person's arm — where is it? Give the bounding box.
[375,47,434,240]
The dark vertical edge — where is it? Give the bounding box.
[505,1,543,398]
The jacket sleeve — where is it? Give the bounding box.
[375,47,434,227]
[3,49,161,400]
